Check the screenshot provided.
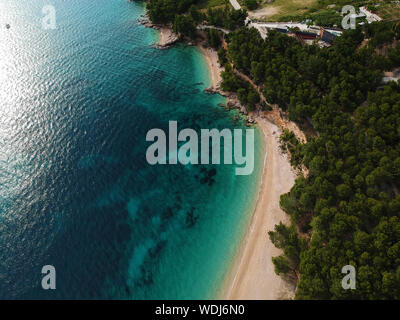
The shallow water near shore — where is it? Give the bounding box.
[0,0,263,299]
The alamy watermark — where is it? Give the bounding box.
[342,5,357,30]
[341,265,356,290]
[145,121,254,175]
[41,265,56,290]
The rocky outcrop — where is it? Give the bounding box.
[137,15,178,49]
[204,87,231,97]
[226,94,248,116]
[156,27,178,49]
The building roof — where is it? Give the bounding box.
[274,27,289,34]
[321,29,336,44]
[295,31,317,39]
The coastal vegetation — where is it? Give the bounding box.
[197,0,228,9]
[146,0,246,26]
[144,0,400,299]
[222,21,400,299]
[206,6,247,30]
[147,0,247,39]
[173,14,197,38]
[244,0,258,11]
[147,0,197,23]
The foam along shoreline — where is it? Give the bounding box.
[219,118,296,300]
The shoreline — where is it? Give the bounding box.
[197,44,222,90]
[197,39,297,299]
[138,11,178,48]
[149,20,297,299]
[218,118,297,300]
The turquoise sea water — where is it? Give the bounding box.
[0,0,263,299]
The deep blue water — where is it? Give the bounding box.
[0,0,262,299]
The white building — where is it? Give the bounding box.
[359,6,383,23]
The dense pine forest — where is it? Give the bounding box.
[145,0,400,299]
[221,22,400,299]
[146,0,247,37]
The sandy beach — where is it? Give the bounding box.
[197,45,222,90]
[197,44,297,299]
[219,118,297,300]
[198,45,297,299]
[157,30,222,92]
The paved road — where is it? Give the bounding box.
[229,0,241,10]
[225,1,342,40]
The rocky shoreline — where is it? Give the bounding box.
[137,14,254,125]
[138,14,178,49]
[203,88,256,125]
[195,44,256,125]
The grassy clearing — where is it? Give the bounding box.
[376,2,400,22]
[197,0,399,23]
[249,0,320,21]
[249,0,396,23]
